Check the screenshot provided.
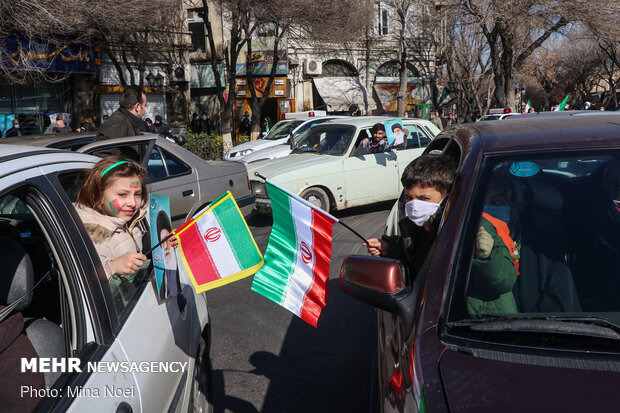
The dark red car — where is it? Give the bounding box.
[341,112,620,412]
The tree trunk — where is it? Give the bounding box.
[397,58,408,117]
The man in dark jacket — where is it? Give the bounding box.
[4,119,21,137]
[151,115,170,136]
[97,86,146,140]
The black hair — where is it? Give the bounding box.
[391,123,403,132]
[118,86,145,110]
[371,123,385,134]
[401,154,456,195]
[156,211,173,241]
[145,118,152,124]
[155,115,163,122]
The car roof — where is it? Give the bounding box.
[318,116,418,127]
[0,144,99,165]
[450,112,620,154]
[2,132,160,148]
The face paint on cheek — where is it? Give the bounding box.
[129,181,140,189]
[109,199,122,214]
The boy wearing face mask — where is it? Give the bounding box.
[365,154,456,282]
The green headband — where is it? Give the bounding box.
[101,161,128,177]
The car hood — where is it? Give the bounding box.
[228,138,286,154]
[242,144,292,163]
[439,347,620,412]
[247,153,341,179]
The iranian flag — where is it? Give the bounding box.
[176,191,263,293]
[555,94,570,111]
[251,181,338,327]
[523,100,532,114]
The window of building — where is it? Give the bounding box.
[376,2,390,36]
[189,21,206,52]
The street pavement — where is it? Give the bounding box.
[206,201,394,412]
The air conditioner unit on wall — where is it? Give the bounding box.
[304,59,322,76]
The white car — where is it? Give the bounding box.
[477,112,522,121]
[248,117,439,212]
[0,145,211,412]
[224,117,345,162]
[243,117,439,164]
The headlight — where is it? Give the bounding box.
[251,181,267,196]
[239,149,254,156]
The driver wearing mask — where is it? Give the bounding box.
[365,154,456,284]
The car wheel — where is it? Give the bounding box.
[300,187,330,211]
[189,337,214,413]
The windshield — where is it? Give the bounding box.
[447,151,620,332]
[292,125,355,156]
[264,120,304,140]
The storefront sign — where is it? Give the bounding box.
[235,76,287,99]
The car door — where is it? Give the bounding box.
[50,164,198,412]
[342,127,399,207]
[145,144,200,224]
[0,163,140,413]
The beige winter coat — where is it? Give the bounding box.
[75,204,148,278]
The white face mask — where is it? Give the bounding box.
[405,199,441,227]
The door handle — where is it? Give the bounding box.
[182,190,194,197]
[116,401,133,413]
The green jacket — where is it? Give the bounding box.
[466,217,518,316]
[381,213,441,285]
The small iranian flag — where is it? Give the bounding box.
[176,191,263,293]
[251,181,338,327]
[523,100,532,114]
[555,94,570,111]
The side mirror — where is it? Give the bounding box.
[289,133,295,150]
[339,255,413,322]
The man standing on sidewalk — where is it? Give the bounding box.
[97,86,147,140]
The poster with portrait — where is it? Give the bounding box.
[149,194,181,300]
[384,118,406,147]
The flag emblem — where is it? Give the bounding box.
[204,227,222,242]
[300,241,312,264]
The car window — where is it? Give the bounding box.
[88,143,144,162]
[292,125,355,156]
[147,146,191,182]
[264,120,304,140]
[448,152,620,346]
[400,125,432,150]
[0,186,78,390]
[161,147,190,177]
[58,172,151,316]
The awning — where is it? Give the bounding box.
[313,77,368,112]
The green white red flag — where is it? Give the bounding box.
[523,100,531,114]
[251,181,338,327]
[555,94,570,111]
[176,191,263,293]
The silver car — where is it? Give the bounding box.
[2,132,254,227]
[0,145,211,412]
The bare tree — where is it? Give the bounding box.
[0,0,187,86]
[196,0,373,150]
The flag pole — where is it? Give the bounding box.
[143,231,176,256]
[253,172,369,244]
